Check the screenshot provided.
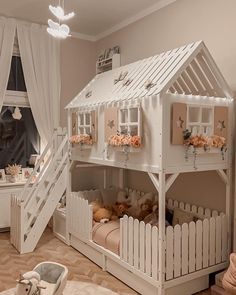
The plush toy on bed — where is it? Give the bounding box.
[125,191,154,219]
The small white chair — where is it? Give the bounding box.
[33,261,68,295]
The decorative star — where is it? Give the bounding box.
[217,120,226,131]
[107,120,115,129]
[176,116,184,128]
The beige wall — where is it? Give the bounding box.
[60,38,96,127]
[61,0,236,212]
[94,0,236,212]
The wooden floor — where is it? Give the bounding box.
[0,228,211,294]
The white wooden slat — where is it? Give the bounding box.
[151,226,158,280]
[169,86,176,93]
[205,208,211,218]
[179,202,185,210]
[185,203,191,212]
[186,65,205,94]
[172,82,183,94]
[173,200,179,208]
[196,220,203,270]
[180,71,198,95]
[174,224,181,278]
[203,219,209,268]
[212,210,218,218]
[177,77,191,95]
[191,59,214,96]
[196,53,225,97]
[145,224,152,276]
[215,216,222,264]
[128,217,134,266]
[152,42,199,95]
[167,199,173,209]
[181,223,188,275]
[198,207,204,217]
[166,226,174,280]
[134,219,140,269]
[123,215,129,262]
[191,205,197,214]
[209,217,216,266]
[189,221,196,273]
[120,218,123,260]
[221,215,227,262]
[140,221,145,272]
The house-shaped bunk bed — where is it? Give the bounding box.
[66,41,233,295]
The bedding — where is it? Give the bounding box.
[92,221,120,255]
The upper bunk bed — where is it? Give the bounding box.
[66,41,234,174]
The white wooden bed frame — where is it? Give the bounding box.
[65,41,234,295]
[67,186,228,295]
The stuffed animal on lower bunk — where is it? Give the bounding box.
[90,198,129,223]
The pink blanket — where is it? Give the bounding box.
[92,221,120,255]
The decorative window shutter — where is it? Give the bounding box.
[171,102,187,145]
[71,112,78,135]
[104,107,118,142]
[91,110,97,142]
[214,106,228,140]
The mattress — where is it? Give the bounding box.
[92,221,120,255]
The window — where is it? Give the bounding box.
[118,107,141,136]
[187,106,213,136]
[78,112,92,135]
[7,56,27,92]
[0,106,40,168]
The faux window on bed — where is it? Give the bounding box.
[171,102,228,146]
[70,110,97,145]
[104,106,142,149]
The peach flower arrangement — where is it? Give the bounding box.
[184,134,226,150]
[69,134,93,145]
[108,134,141,148]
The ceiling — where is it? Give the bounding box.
[0,0,175,39]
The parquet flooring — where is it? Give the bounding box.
[0,228,211,294]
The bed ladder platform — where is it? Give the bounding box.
[10,127,68,254]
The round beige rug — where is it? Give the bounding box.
[0,281,119,295]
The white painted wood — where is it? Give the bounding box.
[181,223,188,275]
[133,219,139,269]
[140,221,145,272]
[196,220,203,270]
[221,215,227,262]
[145,223,152,276]
[215,216,222,264]
[174,224,181,278]
[209,217,216,266]
[189,221,196,273]
[166,226,174,280]
[203,219,209,268]
[128,217,134,266]
[123,215,128,262]
[151,226,158,280]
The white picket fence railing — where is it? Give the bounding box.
[69,190,228,283]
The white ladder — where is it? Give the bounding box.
[10,127,68,254]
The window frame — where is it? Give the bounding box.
[118,105,141,137]
[77,111,92,135]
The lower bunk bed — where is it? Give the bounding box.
[68,188,228,295]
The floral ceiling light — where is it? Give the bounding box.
[47,0,75,39]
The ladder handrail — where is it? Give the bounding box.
[24,134,68,210]
[20,132,57,202]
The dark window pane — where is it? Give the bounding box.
[7,56,27,92]
[0,106,40,168]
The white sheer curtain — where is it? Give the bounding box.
[0,17,16,110]
[17,22,60,146]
